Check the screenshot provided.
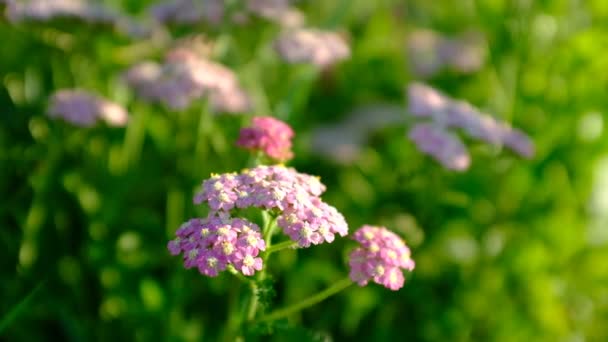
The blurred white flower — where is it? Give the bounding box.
[124,48,251,113]
[407,83,534,159]
[48,89,128,127]
[275,28,350,67]
[150,0,224,25]
[247,0,304,28]
[407,29,486,78]
[6,0,121,24]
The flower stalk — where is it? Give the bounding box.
[265,240,297,255]
[256,277,353,322]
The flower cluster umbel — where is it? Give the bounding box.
[349,225,415,290]
[168,213,266,276]
[168,164,349,277]
[194,165,348,247]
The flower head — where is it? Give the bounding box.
[349,225,415,291]
[167,214,265,277]
[124,48,251,113]
[237,116,295,162]
[48,89,128,127]
[408,123,471,171]
[406,83,535,160]
[193,165,347,248]
[274,28,350,67]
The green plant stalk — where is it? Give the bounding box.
[265,240,298,255]
[122,105,147,171]
[246,282,259,322]
[194,104,211,176]
[244,211,276,322]
[256,277,353,323]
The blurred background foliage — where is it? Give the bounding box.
[2,0,608,341]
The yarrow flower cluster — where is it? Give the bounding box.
[167,214,266,276]
[193,165,348,248]
[169,165,348,276]
[274,28,351,67]
[407,29,486,78]
[48,89,128,127]
[406,83,534,170]
[237,116,295,162]
[349,225,415,291]
[124,48,251,113]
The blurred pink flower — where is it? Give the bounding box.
[237,116,294,161]
[6,0,121,24]
[406,30,444,78]
[408,123,471,171]
[438,31,486,73]
[274,28,350,67]
[407,83,535,159]
[150,0,224,25]
[48,89,128,127]
[247,0,304,28]
[407,29,486,78]
[124,48,251,113]
[407,83,449,121]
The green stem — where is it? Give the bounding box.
[194,104,211,176]
[121,104,147,172]
[261,211,276,248]
[265,241,298,255]
[256,277,353,323]
[243,211,277,323]
[246,282,259,322]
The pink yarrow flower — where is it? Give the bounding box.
[193,165,348,248]
[349,225,415,291]
[237,116,294,162]
[167,214,265,277]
